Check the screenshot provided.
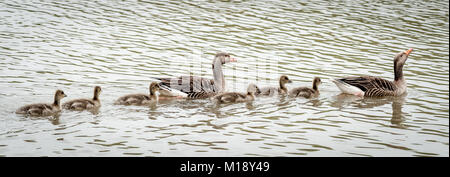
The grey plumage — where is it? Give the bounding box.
[333,48,413,97]
[336,76,397,97]
[155,52,236,99]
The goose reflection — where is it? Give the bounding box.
[330,93,407,127]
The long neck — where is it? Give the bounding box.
[53,95,60,107]
[150,89,158,100]
[93,90,99,101]
[394,62,404,81]
[247,92,254,99]
[212,59,225,92]
[312,81,318,92]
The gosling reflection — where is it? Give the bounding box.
[331,93,407,126]
[24,113,61,125]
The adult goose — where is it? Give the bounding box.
[212,84,258,103]
[256,75,292,96]
[289,77,322,98]
[332,48,413,97]
[16,90,67,116]
[154,52,236,99]
[115,82,160,105]
[62,86,102,111]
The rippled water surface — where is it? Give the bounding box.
[0,0,448,156]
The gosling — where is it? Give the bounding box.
[63,86,102,111]
[289,77,322,98]
[256,75,292,96]
[212,84,258,103]
[115,82,160,105]
[16,90,67,116]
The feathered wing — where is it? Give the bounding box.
[187,92,218,99]
[155,76,217,98]
[213,93,246,103]
[257,87,278,96]
[63,99,95,110]
[290,87,315,98]
[16,103,54,115]
[337,76,397,97]
[364,88,395,97]
[115,94,150,105]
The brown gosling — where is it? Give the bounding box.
[16,90,67,116]
[115,82,160,105]
[62,86,101,111]
[289,77,322,98]
[256,75,292,96]
[212,84,258,103]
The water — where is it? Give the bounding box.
[0,0,448,157]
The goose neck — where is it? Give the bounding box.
[53,95,60,107]
[394,62,404,81]
[212,59,225,92]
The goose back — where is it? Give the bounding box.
[336,76,397,97]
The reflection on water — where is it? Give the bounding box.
[0,0,448,156]
[331,94,407,128]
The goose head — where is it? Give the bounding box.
[54,89,67,106]
[214,52,237,65]
[55,90,67,100]
[394,48,413,81]
[149,82,160,96]
[394,48,413,68]
[280,75,292,85]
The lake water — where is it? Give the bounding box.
[0,0,448,157]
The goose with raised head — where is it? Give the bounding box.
[212,84,258,103]
[289,77,322,98]
[115,82,160,105]
[63,86,101,111]
[16,90,67,116]
[154,52,237,99]
[332,48,413,97]
[256,75,292,96]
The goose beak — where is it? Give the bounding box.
[405,48,413,55]
[288,80,293,83]
[230,57,237,62]
[63,94,67,97]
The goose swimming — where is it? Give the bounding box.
[332,48,413,97]
[154,52,237,99]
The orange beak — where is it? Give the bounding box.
[230,57,237,62]
[405,48,413,55]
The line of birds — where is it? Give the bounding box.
[15,48,413,117]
